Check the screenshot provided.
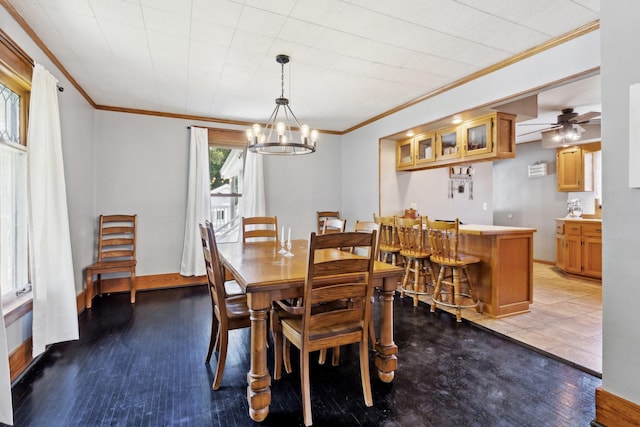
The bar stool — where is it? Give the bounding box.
[425,217,481,322]
[373,214,401,265]
[396,216,435,307]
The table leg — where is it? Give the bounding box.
[246,293,271,422]
[375,276,398,383]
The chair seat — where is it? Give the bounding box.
[399,249,431,259]
[225,295,250,319]
[87,260,136,272]
[379,244,401,253]
[430,253,480,266]
[282,317,362,342]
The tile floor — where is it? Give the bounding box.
[418,262,603,376]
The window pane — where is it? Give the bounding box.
[0,143,28,299]
[209,147,243,242]
[0,82,21,145]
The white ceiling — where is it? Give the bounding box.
[6,0,600,133]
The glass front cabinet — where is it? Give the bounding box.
[414,132,436,166]
[396,137,414,170]
[395,112,515,171]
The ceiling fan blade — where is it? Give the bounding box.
[573,111,601,122]
[517,125,560,137]
[518,122,558,126]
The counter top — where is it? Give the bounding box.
[459,224,537,236]
[555,217,602,222]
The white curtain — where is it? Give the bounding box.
[239,150,265,218]
[0,292,12,425]
[27,64,79,359]
[180,127,210,276]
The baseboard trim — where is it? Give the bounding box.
[84,272,206,307]
[9,337,32,382]
[596,386,640,426]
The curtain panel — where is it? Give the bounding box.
[180,127,210,276]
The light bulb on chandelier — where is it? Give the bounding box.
[247,55,318,155]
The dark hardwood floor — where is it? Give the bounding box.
[7,286,600,426]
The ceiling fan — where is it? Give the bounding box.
[518,107,601,138]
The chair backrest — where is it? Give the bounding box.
[199,221,228,325]
[373,214,400,251]
[321,217,347,234]
[242,216,278,242]
[425,217,460,262]
[317,210,340,234]
[301,231,377,341]
[396,216,428,256]
[96,214,137,263]
[353,220,380,259]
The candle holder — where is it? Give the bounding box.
[284,240,294,257]
[278,238,287,254]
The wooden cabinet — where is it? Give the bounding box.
[557,146,585,191]
[556,142,600,192]
[396,137,414,170]
[436,126,461,161]
[396,112,515,171]
[555,219,602,278]
[414,132,436,166]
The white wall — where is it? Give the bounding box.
[379,139,493,223]
[493,141,566,262]
[94,111,344,275]
[601,1,640,404]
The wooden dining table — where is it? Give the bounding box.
[217,238,404,422]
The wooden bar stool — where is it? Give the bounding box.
[373,214,401,265]
[425,217,481,322]
[396,216,435,307]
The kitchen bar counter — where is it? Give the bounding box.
[457,224,537,317]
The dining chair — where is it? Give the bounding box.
[317,219,381,366]
[321,217,347,234]
[425,217,481,322]
[273,231,377,426]
[316,210,340,234]
[396,216,435,307]
[85,214,137,309]
[242,216,278,242]
[200,221,251,390]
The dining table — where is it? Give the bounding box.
[217,238,404,422]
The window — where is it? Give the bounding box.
[0,82,29,302]
[0,30,32,304]
[209,146,243,243]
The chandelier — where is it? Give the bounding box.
[246,55,318,155]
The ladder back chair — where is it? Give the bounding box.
[425,217,481,322]
[200,221,251,390]
[396,216,435,307]
[318,220,380,366]
[316,210,340,234]
[373,214,401,265]
[242,216,278,242]
[274,231,377,426]
[85,214,137,309]
[321,217,347,234]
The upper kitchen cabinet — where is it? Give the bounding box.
[396,111,516,171]
[556,142,601,192]
[396,137,414,170]
[436,126,461,162]
[414,132,436,166]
